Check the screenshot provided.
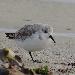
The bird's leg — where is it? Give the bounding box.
[29,51,34,62]
[29,51,42,63]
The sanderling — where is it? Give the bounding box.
[5,24,56,62]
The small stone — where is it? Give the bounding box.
[8,65,25,75]
[48,70,53,75]
[58,68,68,73]
[3,63,9,68]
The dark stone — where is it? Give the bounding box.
[0,67,9,75]
[15,55,22,63]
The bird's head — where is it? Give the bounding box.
[41,25,56,43]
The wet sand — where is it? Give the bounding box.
[0,0,75,33]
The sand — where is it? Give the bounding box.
[0,32,75,75]
[0,0,75,75]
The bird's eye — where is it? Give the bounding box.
[44,30,48,33]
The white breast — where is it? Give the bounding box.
[16,37,52,52]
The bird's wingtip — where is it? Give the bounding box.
[5,33,15,39]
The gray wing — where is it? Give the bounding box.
[5,24,51,40]
[15,24,43,40]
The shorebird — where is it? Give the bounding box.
[5,24,56,62]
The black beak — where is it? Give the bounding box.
[49,35,56,43]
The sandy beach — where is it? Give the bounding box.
[0,0,75,75]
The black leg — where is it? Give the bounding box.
[29,51,34,62]
[29,51,41,63]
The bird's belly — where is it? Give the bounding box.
[16,38,52,52]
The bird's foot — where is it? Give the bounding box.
[32,60,42,63]
[54,43,56,46]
